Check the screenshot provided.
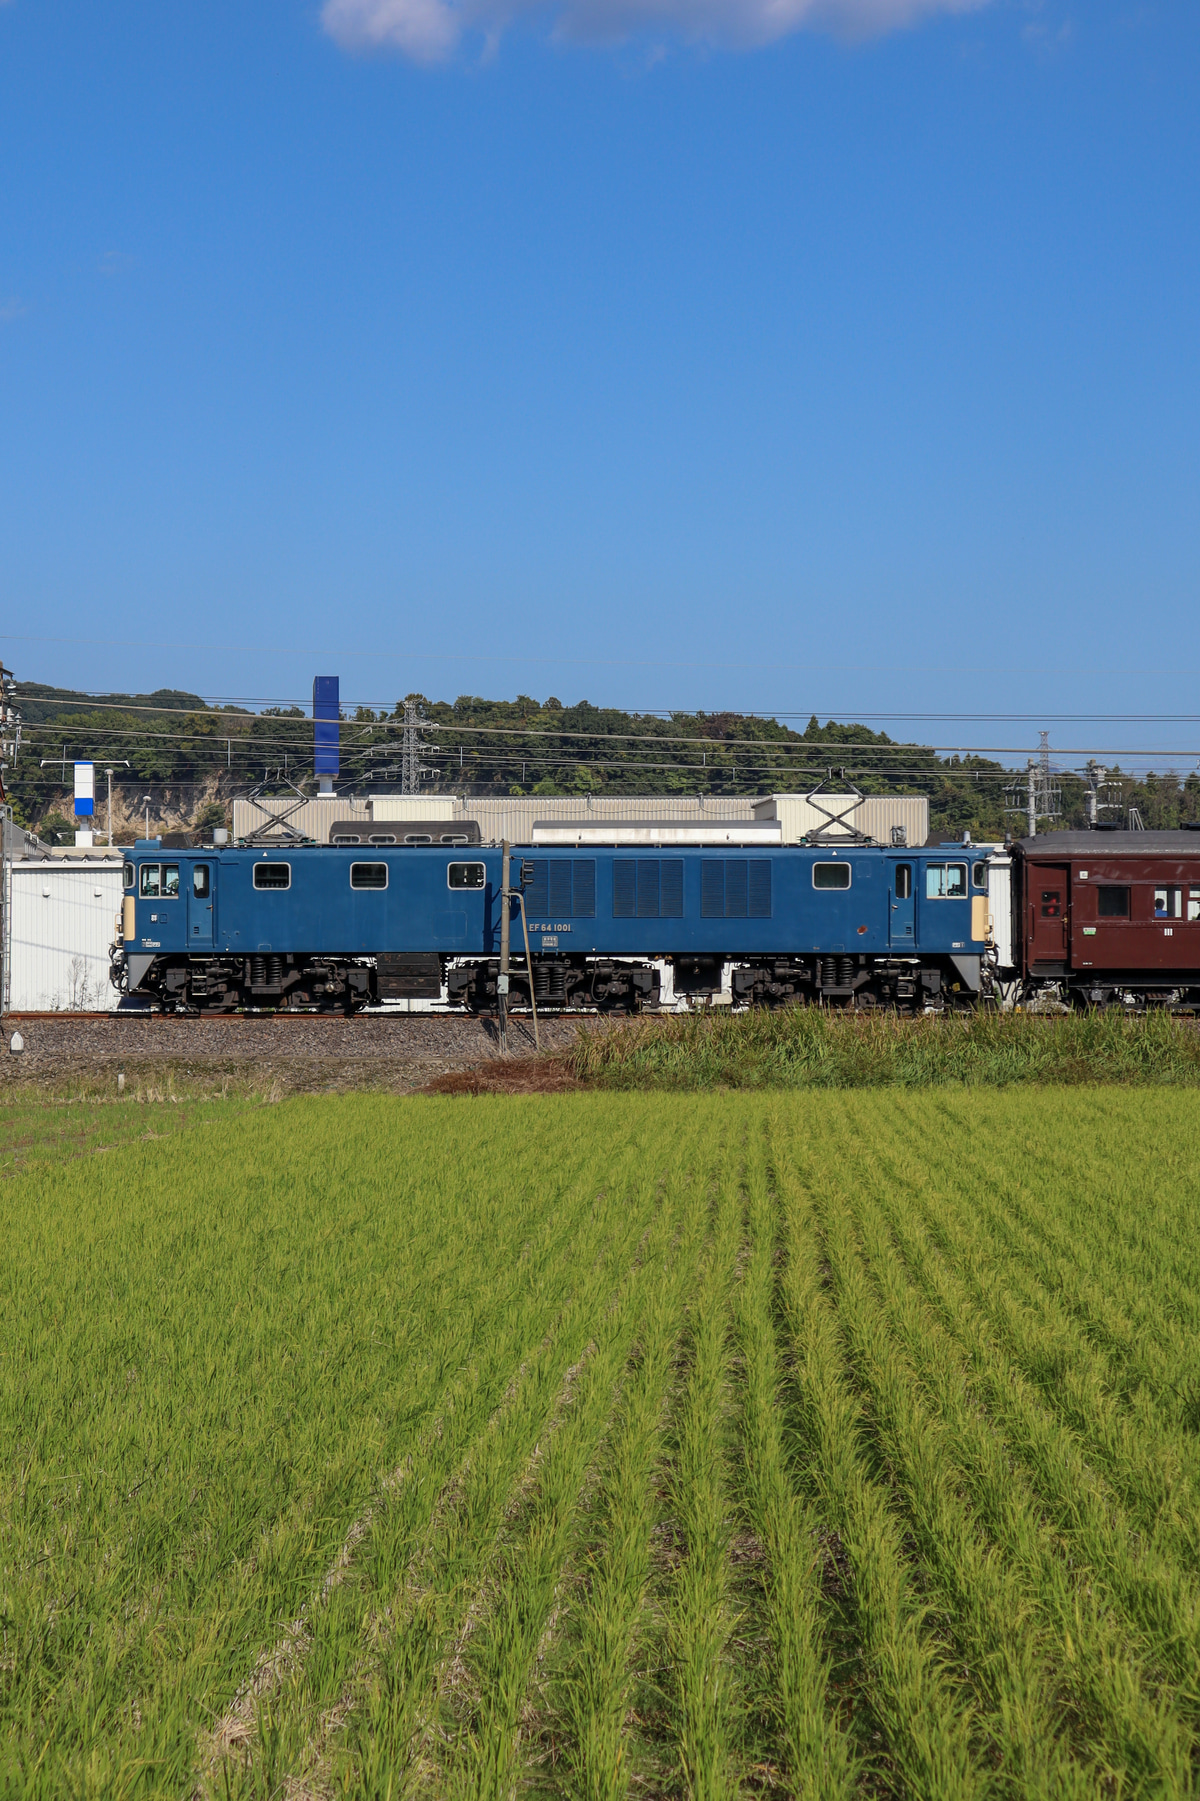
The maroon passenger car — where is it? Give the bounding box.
[1012,831,1200,1006]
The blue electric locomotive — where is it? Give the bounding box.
[112,838,991,1012]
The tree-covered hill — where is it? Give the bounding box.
[7,683,1197,843]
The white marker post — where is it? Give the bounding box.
[74,761,95,848]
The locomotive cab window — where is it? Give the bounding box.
[1097,886,1129,918]
[123,862,135,890]
[448,862,486,890]
[140,864,161,897]
[192,865,210,898]
[1155,887,1183,919]
[972,862,988,890]
[350,862,388,890]
[163,865,180,897]
[813,863,851,890]
[253,863,291,890]
[926,863,967,899]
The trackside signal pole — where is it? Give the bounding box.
[498,838,511,1055]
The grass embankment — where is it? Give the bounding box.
[5,1088,1200,1795]
[572,1004,1200,1089]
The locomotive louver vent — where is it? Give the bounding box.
[523,859,596,919]
[613,859,684,919]
[701,859,772,919]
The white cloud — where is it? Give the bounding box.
[322,0,990,62]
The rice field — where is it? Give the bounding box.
[3,1087,1200,1798]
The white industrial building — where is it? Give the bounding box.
[233,789,930,848]
[1,841,124,1013]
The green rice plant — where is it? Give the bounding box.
[802,1131,1194,1798]
[865,1152,1200,1750]
[860,1176,1199,1791]
[12,1085,1200,1798]
[0,1096,680,1795]
[438,1202,690,1798]
[655,1152,744,1801]
[734,1127,858,1799]
[247,1128,669,1800]
[885,1125,1200,1571]
[548,1142,715,1801]
[774,1144,987,1800]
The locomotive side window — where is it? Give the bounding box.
[1154,886,1183,919]
[1097,886,1129,918]
[193,865,210,898]
[350,862,388,889]
[894,864,911,899]
[926,863,967,899]
[972,862,988,890]
[140,864,161,897]
[253,863,291,890]
[123,861,135,890]
[163,865,180,897]
[448,862,486,890]
[813,863,851,890]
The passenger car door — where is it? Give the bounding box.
[1030,867,1069,964]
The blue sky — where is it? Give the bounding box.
[1,0,1197,772]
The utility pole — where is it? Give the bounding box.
[498,838,511,1055]
[401,701,439,795]
[106,769,114,846]
[1006,733,1061,838]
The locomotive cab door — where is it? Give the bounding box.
[889,862,915,947]
[1030,865,1069,967]
[189,863,215,950]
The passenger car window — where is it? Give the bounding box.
[972,862,988,890]
[193,865,210,898]
[163,865,180,897]
[123,861,135,890]
[1155,886,1183,919]
[894,864,911,900]
[253,863,291,889]
[1097,886,1129,918]
[1040,890,1061,918]
[351,862,388,889]
[813,863,851,890]
[332,833,362,845]
[1190,888,1200,923]
[448,861,486,890]
[140,864,161,897]
[926,863,967,899]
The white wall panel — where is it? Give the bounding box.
[8,863,124,1011]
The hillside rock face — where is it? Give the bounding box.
[36,773,233,844]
